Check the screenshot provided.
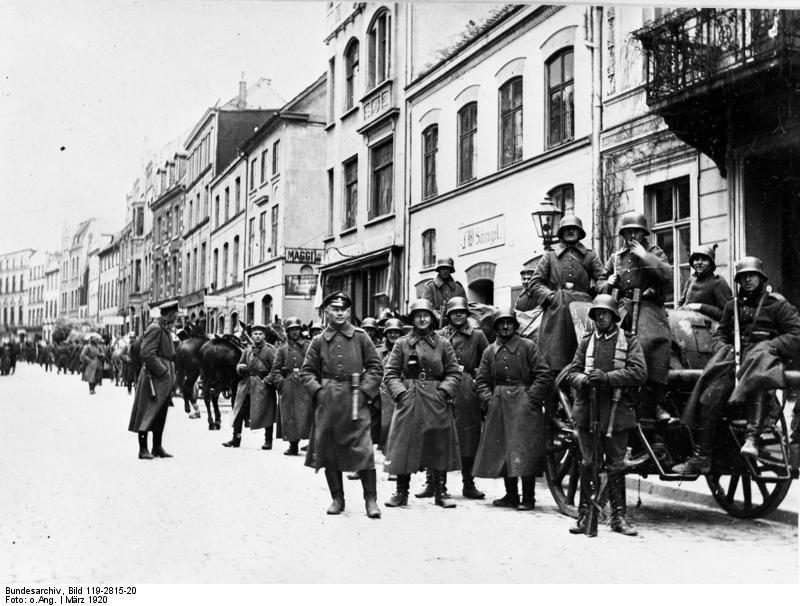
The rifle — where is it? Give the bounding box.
[605,288,639,436]
[351,372,361,421]
[733,289,742,387]
[586,386,601,537]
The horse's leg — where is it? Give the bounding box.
[186,369,201,419]
[204,384,215,430]
[213,389,222,430]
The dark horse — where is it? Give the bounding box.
[199,335,243,430]
[174,323,208,421]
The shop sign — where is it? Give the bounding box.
[204,295,228,308]
[285,248,323,265]
[285,274,318,297]
[458,215,505,255]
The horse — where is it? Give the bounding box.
[198,335,244,430]
[174,323,208,420]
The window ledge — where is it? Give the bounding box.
[364,212,395,227]
[339,226,358,237]
[322,234,336,243]
[324,121,336,131]
[340,105,359,121]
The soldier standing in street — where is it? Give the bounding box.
[473,309,552,510]
[598,213,674,423]
[564,295,647,536]
[376,318,404,453]
[436,296,489,499]
[514,265,537,312]
[223,324,278,450]
[270,317,312,456]
[80,334,104,395]
[678,244,733,322]
[299,292,384,518]
[674,257,800,473]
[531,215,604,370]
[383,299,462,509]
[421,257,467,326]
[361,317,382,348]
[128,300,179,460]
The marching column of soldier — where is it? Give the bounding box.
[10,211,799,533]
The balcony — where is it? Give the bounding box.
[634,9,800,174]
[358,80,399,133]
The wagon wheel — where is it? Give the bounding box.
[706,413,793,519]
[544,390,581,518]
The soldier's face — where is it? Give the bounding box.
[448,310,468,328]
[437,267,452,280]
[252,330,266,344]
[561,227,581,243]
[692,256,711,274]
[412,311,433,332]
[326,304,349,326]
[521,272,533,287]
[286,327,301,341]
[364,327,378,340]
[593,310,614,332]
[621,228,646,245]
[496,319,516,339]
[385,330,402,345]
[738,272,762,293]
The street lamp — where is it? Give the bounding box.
[531,195,563,251]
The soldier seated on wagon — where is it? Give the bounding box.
[674,257,800,474]
[677,244,733,322]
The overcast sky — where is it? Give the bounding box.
[0,0,328,254]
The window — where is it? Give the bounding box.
[546,49,574,147]
[261,150,268,183]
[328,56,336,121]
[172,256,178,294]
[646,176,691,306]
[232,236,239,281]
[271,206,279,256]
[248,218,255,265]
[367,10,391,89]
[214,195,220,228]
[272,140,280,175]
[548,184,575,215]
[134,260,141,292]
[212,248,219,289]
[370,138,392,219]
[250,158,257,189]
[185,252,191,293]
[343,157,358,229]
[234,177,241,213]
[222,244,229,288]
[261,294,272,324]
[422,125,438,199]
[344,40,359,110]
[135,207,144,236]
[224,187,230,221]
[422,229,436,268]
[458,103,478,185]
[259,212,267,263]
[499,77,523,168]
[200,242,206,290]
[188,200,193,227]
[327,168,335,236]
[192,247,198,290]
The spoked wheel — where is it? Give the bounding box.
[706,413,793,519]
[544,390,581,518]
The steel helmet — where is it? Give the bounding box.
[618,212,650,235]
[361,317,379,330]
[309,319,324,334]
[492,307,520,329]
[445,296,469,317]
[734,256,768,282]
[689,244,717,271]
[435,257,456,271]
[588,294,621,323]
[557,215,586,240]
[408,299,436,319]
[284,317,302,330]
[382,318,404,334]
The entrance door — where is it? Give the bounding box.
[744,154,800,308]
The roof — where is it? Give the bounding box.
[220,77,286,111]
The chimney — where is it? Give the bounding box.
[238,72,247,109]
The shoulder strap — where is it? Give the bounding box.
[742,291,768,351]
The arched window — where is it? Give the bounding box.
[344,39,360,110]
[261,294,272,325]
[422,125,438,199]
[547,183,575,215]
[222,243,229,288]
[212,248,219,289]
[498,77,523,168]
[546,48,574,147]
[367,9,391,89]
[457,102,477,185]
[422,229,436,269]
[232,236,240,281]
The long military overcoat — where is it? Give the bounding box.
[80,343,103,385]
[438,324,489,457]
[128,318,175,432]
[377,342,396,451]
[232,343,277,430]
[531,242,604,370]
[270,338,313,442]
[597,243,672,384]
[383,331,462,474]
[473,334,553,478]
[299,322,384,471]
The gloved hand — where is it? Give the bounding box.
[606,273,619,287]
[683,303,702,312]
[542,294,555,309]
[587,369,608,386]
[573,374,591,390]
[437,388,450,402]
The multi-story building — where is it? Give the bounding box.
[42,253,60,342]
[87,246,101,322]
[124,181,150,336]
[239,73,328,327]
[405,4,592,307]
[0,248,34,337]
[58,219,109,321]
[117,222,133,335]
[97,233,123,336]
[150,153,187,310]
[26,250,48,338]
[182,77,285,325]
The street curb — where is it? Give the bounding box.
[626,476,799,526]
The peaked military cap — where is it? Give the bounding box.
[322,291,352,309]
[159,299,180,315]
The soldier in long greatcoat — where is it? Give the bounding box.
[80,335,104,394]
[531,215,604,370]
[223,324,278,450]
[473,308,553,511]
[300,291,384,519]
[383,299,462,509]
[597,212,674,423]
[270,317,312,456]
[376,318,404,453]
[564,295,647,536]
[128,300,179,460]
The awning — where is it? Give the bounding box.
[315,245,403,310]
[319,245,395,273]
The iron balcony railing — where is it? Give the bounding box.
[634,8,800,103]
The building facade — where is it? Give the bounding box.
[97,234,123,336]
[0,249,34,338]
[42,254,60,342]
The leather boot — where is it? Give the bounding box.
[222,434,241,448]
[672,416,715,474]
[492,476,520,508]
[324,468,345,515]
[415,468,435,498]
[284,441,300,456]
[385,474,410,507]
[518,476,536,511]
[569,468,592,534]
[433,470,456,508]
[151,428,172,458]
[137,432,153,460]
[609,474,637,536]
[741,394,765,457]
[359,469,381,519]
[461,456,485,499]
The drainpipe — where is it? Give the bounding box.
[402,3,413,311]
[587,6,604,256]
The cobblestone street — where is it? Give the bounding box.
[1,362,797,584]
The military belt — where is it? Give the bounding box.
[323,373,362,382]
